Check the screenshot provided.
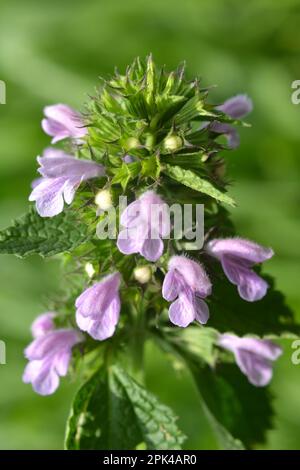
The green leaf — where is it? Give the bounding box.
[0,207,90,257]
[111,162,141,190]
[163,164,235,206]
[208,269,300,338]
[145,54,156,107]
[158,325,274,449]
[65,364,185,450]
[174,95,216,125]
[188,361,273,449]
[162,326,218,367]
[141,154,161,179]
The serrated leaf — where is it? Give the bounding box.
[163,164,235,206]
[188,361,273,449]
[159,325,274,449]
[207,269,300,338]
[65,364,185,450]
[163,326,218,367]
[0,207,90,257]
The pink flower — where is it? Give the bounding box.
[206,238,273,302]
[162,256,212,327]
[76,272,121,341]
[218,334,282,387]
[117,191,170,262]
[29,148,105,217]
[23,315,83,396]
[31,312,56,338]
[217,94,253,119]
[209,94,253,148]
[42,104,87,143]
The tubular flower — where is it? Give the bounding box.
[75,272,121,341]
[29,148,105,217]
[218,334,282,387]
[117,191,170,262]
[42,103,87,143]
[206,238,274,302]
[23,321,83,396]
[162,256,212,327]
[210,94,253,148]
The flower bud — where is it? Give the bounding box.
[133,265,152,284]
[95,189,112,210]
[85,262,95,278]
[125,137,140,150]
[163,134,182,152]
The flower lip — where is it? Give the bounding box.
[163,255,212,328]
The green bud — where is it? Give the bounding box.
[125,137,140,150]
[163,134,183,152]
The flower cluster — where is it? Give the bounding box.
[23,59,282,397]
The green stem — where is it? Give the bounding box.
[128,295,147,384]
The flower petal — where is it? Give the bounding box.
[168,256,211,297]
[162,270,179,301]
[168,293,196,328]
[235,349,273,387]
[117,229,142,255]
[207,238,274,264]
[193,296,210,325]
[29,177,66,217]
[140,236,163,262]
[31,312,56,338]
[217,94,253,119]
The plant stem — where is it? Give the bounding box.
[129,294,147,384]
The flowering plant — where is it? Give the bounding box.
[0,56,298,450]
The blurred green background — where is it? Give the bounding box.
[0,0,300,450]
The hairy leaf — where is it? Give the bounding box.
[189,361,273,449]
[65,364,185,450]
[0,207,90,257]
[207,268,300,338]
[163,164,235,207]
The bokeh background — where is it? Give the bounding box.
[0,0,300,449]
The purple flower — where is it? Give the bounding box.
[29,148,105,217]
[217,94,253,119]
[210,94,253,148]
[31,312,56,338]
[23,325,83,396]
[162,256,212,327]
[75,272,121,341]
[117,191,170,262]
[209,122,241,149]
[42,104,87,143]
[206,238,274,302]
[122,154,135,164]
[218,334,282,387]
